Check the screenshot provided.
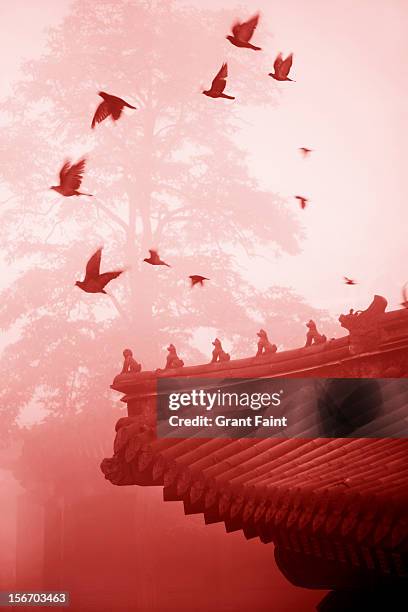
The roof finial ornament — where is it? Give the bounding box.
[121,348,142,374]
[162,344,184,370]
[211,338,230,363]
[304,320,327,347]
[401,283,408,309]
[339,295,387,354]
[256,329,277,356]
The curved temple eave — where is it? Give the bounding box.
[102,297,408,590]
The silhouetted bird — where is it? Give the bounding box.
[344,277,356,285]
[269,53,294,81]
[295,195,308,209]
[91,91,136,128]
[203,63,235,100]
[76,248,124,294]
[144,249,170,267]
[226,14,261,50]
[299,147,312,157]
[401,283,408,308]
[189,275,209,287]
[50,158,92,197]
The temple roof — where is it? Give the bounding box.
[101,300,408,585]
[101,431,407,583]
[112,305,408,395]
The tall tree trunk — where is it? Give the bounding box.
[126,86,161,368]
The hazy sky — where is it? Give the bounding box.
[4,6,403,606]
[1,0,407,316]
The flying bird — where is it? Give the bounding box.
[226,14,261,50]
[295,195,308,209]
[50,158,92,197]
[144,249,171,267]
[299,147,312,157]
[269,53,294,82]
[344,277,357,285]
[76,247,124,294]
[91,91,136,128]
[189,275,209,287]
[401,283,408,308]
[203,63,235,100]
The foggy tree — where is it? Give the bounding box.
[0,0,335,433]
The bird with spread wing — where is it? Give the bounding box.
[189,275,209,288]
[202,63,235,100]
[144,249,171,267]
[226,14,261,50]
[91,91,136,129]
[50,158,92,197]
[295,195,308,210]
[269,53,294,81]
[299,147,313,157]
[76,247,124,294]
